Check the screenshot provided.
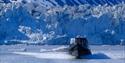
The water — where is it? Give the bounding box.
[0,45,124,63]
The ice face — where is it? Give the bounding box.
[0,1,125,45]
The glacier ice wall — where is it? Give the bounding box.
[0,1,125,45]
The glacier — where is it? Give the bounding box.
[0,0,125,45]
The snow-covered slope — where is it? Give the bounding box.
[0,0,125,45]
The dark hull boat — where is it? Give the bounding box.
[69,37,92,59]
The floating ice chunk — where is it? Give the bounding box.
[40,49,49,52]
[120,39,125,45]
[8,48,27,52]
[51,46,68,51]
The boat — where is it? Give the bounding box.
[69,37,92,59]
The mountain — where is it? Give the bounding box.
[0,0,125,45]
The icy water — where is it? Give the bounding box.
[0,45,125,63]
